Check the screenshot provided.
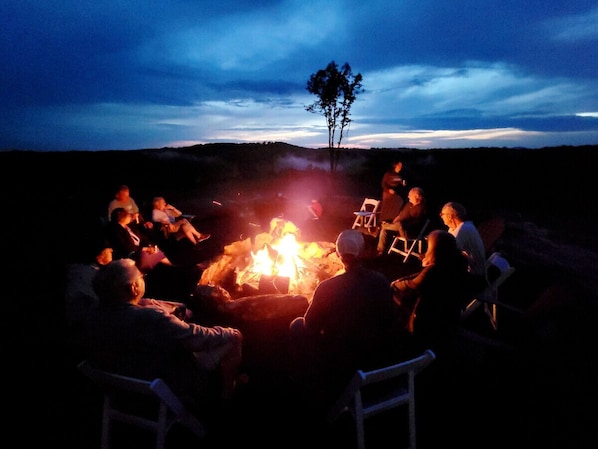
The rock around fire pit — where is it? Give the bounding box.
[191,221,343,325]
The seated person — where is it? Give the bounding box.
[439,202,488,296]
[390,230,470,357]
[65,236,114,335]
[289,230,404,412]
[66,237,190,336]
[83,258,246,415]
[107,184,153,239]
[151,196,210,245]
[104,207,173,273]
[376,187,428,254]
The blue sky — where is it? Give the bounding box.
[2,0,597,151]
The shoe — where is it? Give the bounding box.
[196,233,211,243]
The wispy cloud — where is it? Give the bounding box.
[1,0,597,150]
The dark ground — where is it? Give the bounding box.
[4,144,598,448]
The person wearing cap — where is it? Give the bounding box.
[289,229,403,412]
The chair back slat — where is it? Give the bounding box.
[77,360,206,449]
[328,349,436,449]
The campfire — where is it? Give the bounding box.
[198,218,344,301]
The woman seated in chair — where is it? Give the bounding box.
[390,230,470,357]
[151,196,210,245]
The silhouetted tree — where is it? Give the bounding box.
[306,61,363,172]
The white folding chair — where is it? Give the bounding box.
[327,349,436,449]
[352,197,381,231]
[388,219,431,263]
[461,252,519,330]
[77,360,206,449]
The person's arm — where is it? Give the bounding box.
[182,323,243,352]
[391,266,429,291]
[129,198,140,214]
[166,203,183,218]
[392,204,411,223]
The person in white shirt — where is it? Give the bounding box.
[439,201,488,295]
[151,196,210,244]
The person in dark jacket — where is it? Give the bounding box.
[380,160,408,222]
[289,229,405,412]
[390,230,470,357]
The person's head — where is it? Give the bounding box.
[152,196,166,210]
[422,229,461,267]
[92,258,145,306]
[440,202,466,229]
[335,229,365,267]
[407,187,425,205]
[114,184,130,201]
[392,161,403,173]
[110,207,133,224]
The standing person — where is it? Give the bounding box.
[380,160,408,223]
[84,258,246,413]
[439,202,488,296]
[151,196,210,245]
[289,230,404,411]
[377,187,428,255]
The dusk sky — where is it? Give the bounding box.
[2,1,598,151]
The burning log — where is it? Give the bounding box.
[198,220,344,302]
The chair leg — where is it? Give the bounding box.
[355,419,366,449]
[484,303,498,330]
[408,397,417,449]
[101,397,112,449]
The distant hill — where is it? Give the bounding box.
[2,143,597,250]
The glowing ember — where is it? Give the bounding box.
[238,230,307,293]
[199,219,343,300]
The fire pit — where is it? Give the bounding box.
[193,218,344,323]
[199,218,343,300]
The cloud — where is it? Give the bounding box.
[545,6,598,42]
[1,0,597,150]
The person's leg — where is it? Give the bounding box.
[377,222,401,253]
[217,338,245,400]
[181,220,210,243]
[179,220,199,244]
[194,332,245,401]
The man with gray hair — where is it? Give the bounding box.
[376,186,428,255]
[85,258,245,413]
[439,201,488,295]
